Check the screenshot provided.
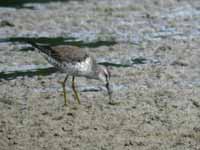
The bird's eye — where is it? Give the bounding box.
[105,73,110,83]
[105,73,108,79]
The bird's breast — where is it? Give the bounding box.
[75,57,92,72]
[62,57,94,77]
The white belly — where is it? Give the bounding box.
[62,57,94,77]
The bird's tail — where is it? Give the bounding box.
[26,40,52,56]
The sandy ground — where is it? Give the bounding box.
[0,0,200,150]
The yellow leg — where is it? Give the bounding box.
[61,75,68,106]
[72,76,80,104]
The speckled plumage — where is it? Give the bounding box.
[27,41,112,105]
[27,42,97,78]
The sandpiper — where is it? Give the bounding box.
[27,41,112,106]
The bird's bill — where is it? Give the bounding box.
[105,82,112,101]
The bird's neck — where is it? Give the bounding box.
[91,65,102,80]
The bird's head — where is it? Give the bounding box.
[96,65,112,100]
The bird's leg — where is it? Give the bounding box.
[61,75,69,106]
[105,81,120,105]
[105,82,114,104]
[72,76,80,104]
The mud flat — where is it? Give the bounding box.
[0,0,200,149]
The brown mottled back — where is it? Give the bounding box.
[50,45,89,64]
[27,41,90,64]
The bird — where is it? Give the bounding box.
[26,41,112,106]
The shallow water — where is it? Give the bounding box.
[0,37,117,48]
[0,66,57,81]
[0,0,73,8]
[0,0,200,150]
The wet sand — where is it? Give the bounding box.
[0,0,200,149]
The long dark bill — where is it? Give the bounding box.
[106,82,112,101]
